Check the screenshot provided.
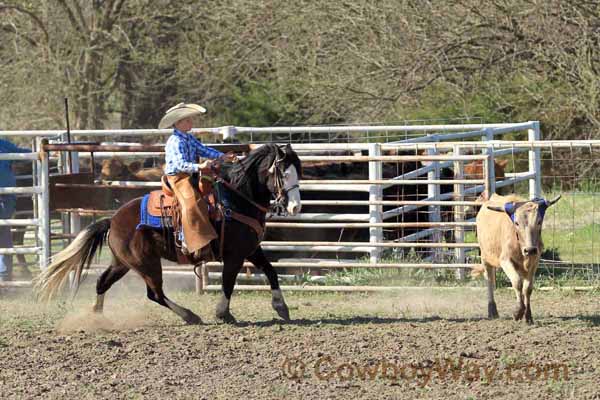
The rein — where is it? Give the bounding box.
[218,179,269,214]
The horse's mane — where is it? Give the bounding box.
[227,144,301,190]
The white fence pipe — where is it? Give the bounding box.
[390,129,485,144]
[37,140,50,270]
[453,145,467,279]
[299,155,488,162]
[261,245,373,253]
[266,221,477,228]
[368,143,383,263]
[0,122,535,139]
[427,146,442,261]
[0,153,39,161]
[0,187,43,195]
[271,213,369,222]
[484,128,496,194]
[300,179,485,185]
[298,200,479,206]
[528,122,542,199]
[262,241,477,248]
[235,122,535,134]
[0,247,41,255]
[0,219,40,227]
[200,262,478,269]
[69,151,81,238]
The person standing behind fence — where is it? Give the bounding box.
[0,139,31,282]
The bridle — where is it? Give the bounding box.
[268,150,299,217]
[215,148,299,217]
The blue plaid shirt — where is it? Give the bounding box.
[0,139,30,216]
[164,129,224,175]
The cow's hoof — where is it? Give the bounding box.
[525,309,533,325]
[488,302,499,319]
[513,306,525,321]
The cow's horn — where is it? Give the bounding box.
[545,195,561,207]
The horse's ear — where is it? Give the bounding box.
[277,144,287,157]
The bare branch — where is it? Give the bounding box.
[0,3,49,44]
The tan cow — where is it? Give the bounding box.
[474,193,560,324]
[100,157,164,181]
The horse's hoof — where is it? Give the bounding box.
[273,302,291,322]
[184,313,202,325]
[216,312,237,324]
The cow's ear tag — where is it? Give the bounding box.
[538,202,547,220]
[533,198,548,220]
[504,202,517,222]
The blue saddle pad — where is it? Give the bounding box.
[136,193,171,230]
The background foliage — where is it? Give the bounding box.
[2,0,600,140]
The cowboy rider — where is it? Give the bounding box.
[159,103,234,260]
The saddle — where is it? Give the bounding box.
[145,174,265,262]
[147,175,218,220]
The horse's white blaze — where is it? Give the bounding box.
[284,165,301,215]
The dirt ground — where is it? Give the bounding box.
[1,279,599,400]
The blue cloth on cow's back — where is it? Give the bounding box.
[136,194,170,230]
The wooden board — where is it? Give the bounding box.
[49,173,149,211]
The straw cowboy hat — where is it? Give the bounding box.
[158,103,206,129]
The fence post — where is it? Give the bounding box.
[37,138,50,270]
[453,145,466,279]
[69,151,81,237]
[220,126,237,141]
[67,151,81,291]
[427,145,441,261]
[195,263,209,294]
[528,121,542,199]
[484,128,496,195]
[368,143,383,263]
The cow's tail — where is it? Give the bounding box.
[33,219,111,302]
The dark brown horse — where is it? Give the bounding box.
[34,144,302,324]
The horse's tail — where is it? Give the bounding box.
[34,219,111,302]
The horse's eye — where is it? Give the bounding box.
[515,222,520,227]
